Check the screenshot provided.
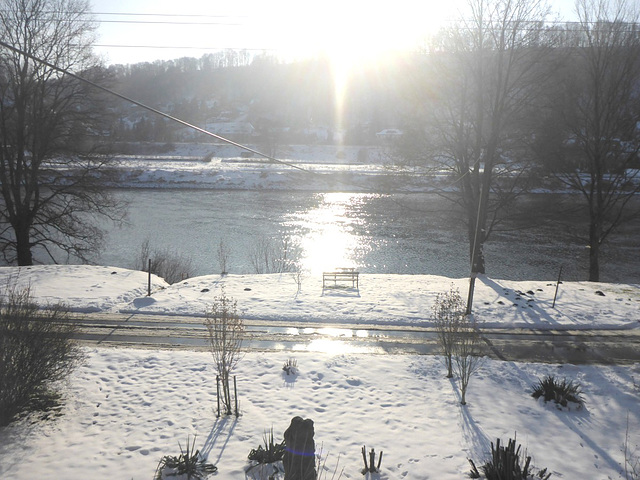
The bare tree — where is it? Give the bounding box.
[432,287,465,378]
[249,236,297,274]
[134,238,194,284]
[292,266,304,296]
[217,239,231,275]
[545,0,640,281]
[204,291,244,416]
[0,0,124,266]
[453,315,483,405]
[412,0,555,274]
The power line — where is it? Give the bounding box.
[0,38,323,178]
[0,35,476,210]
[93,19,241,25]
[93,44,273,51]
[0,9,246,18]
[92,12,246,19]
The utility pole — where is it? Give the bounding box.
[466,183,483,315]
[466,272,477,315]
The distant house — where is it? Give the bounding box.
[302,126,331,142]
[376,129,403,143]
[204,122,255,142]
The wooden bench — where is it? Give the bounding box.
[323,268,359,290]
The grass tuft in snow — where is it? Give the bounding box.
[154,435,217,480]
[531,375,585,409]
[247,427,286,466]
[469,436,552,480]
[282,357,298,376]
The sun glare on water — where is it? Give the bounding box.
[288,192,372,275]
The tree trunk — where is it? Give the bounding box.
[588,221,600,282]
[468,225,486,274]
[15,223,33,266]
[222,373,232,415]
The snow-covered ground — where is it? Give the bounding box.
[0,265,639,479]
[2,265,637,330]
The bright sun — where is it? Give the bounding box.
[262,1,455,130]
[92,0,459,68]
[273,1,452,62]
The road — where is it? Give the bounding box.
[68,312,640,365]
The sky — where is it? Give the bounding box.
[89,0,578,66]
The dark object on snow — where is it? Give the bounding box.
[248,428,285,464]
[244,287,252,291]
[200,288,210,293]
[531,375,584,408]
[283,358,298,375]
[361,445,383,474]
[469,437,552,480]
[283,416,316,480]
[595,290,605,296]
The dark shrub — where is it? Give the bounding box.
[248,428,286,465]
[470,437,552,479]
[282,358,298,376]
[531,375,585,408]
[154,436,216,480]
[135,238,194,284]
[0,284,83,426]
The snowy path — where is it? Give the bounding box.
[68,312,640,364]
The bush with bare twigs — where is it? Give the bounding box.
[433,287,466,378]
[204,291,244,416]
[135,238,194,284]
[0,283,83,426]
[452,314,482,406]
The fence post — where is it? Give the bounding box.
[552,265,563,309]
[147,259,151,296]
[233,376,239,417]
[216,375,220,418]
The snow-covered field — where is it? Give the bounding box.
[0,265,639,479]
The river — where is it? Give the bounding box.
[96,189,640,283]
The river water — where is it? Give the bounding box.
[98,189,640,283]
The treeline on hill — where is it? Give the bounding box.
[103,27,640,161]
[103,51,421,146]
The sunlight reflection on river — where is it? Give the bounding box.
[96,190,639,282]
[286,192,373,274]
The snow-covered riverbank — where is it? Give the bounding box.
[107,143,573,192]
[2,265,638,330]
[109,143,409,191]
[0,257,638,480]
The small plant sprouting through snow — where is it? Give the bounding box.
[247,427,286,465]
[283,358,298,375]
[469,436,552,480]
[154,435,217,480]
[531,375,585,410]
